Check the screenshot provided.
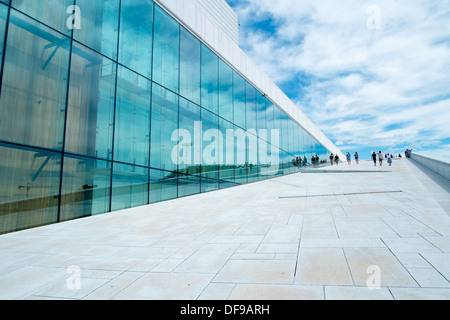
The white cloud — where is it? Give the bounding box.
[229,0,450,154]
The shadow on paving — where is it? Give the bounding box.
[409,159,450,194]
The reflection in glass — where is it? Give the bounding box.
[12,0,72,35]
[219,59,233,123]
[111,163,148,211]
[180,27,200,105]
[233,71,246,129]
[0,11,70,150]
[201,45,219,114]
[257,94,267,133]
[60,155,111,221]
[65,43,116,160]
[219,118,234,184]
[114,66,151,166]
[0,143,61,234]
[119,0,153,78]
[246,82,257,130]
[73,0,120,60]
[153,5,179,93]
[266,102,275,132]
[0,3,8,75]
[178,173,200,198]
[178,97,201,175]
[150,83,179,172]
[150,169,177,203]
[201,108,219,192]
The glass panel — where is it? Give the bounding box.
[150,83,178,172]
[118,0,153,78]
[0,10,70,150]
[12,0,73,35]
[65,42,116,160]
[233,71,246,129]
[245,82,257,131]
[273,106,281,135]
[178,173,200,198]
[0,3,8,76]
[280,112,289,152]
[180,27,200,105]
[60,155,111,222]
[114,66,151,166]
[0,143,60,234]
[153,5,179,93]
[257,137,267,181]
[178,97,201,175]
[219,117,234,184]
[288,119,294,155]
[111,163,148,211]
[257,92,267,133]
[149,169,177,203]
[201,108,219,192]
[218,59,233,123]
[201,45,218,114]
[266,101,274,132]
[73,0,120,60]
[234,125,248,184]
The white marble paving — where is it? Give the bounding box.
[0,159,449,300]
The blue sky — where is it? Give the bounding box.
[226,0,450,159]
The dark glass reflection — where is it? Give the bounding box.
[60,155,111,221]
[0,143,61,234]
[150,169,177,203]
[111,163,148,211]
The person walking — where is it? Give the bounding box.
[378,151,383,166]
[387,155,393,166]
[372,152,377,166]
[335,154,340,166]
[346,152,351,165]
[354,152,359,165]
[330,153,334,166]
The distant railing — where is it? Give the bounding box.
[410,153,450,180]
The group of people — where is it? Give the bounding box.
[329,153,340,165]
[294,149,407,169]
[294,156,308,168]
[330,152,360,165]
[405,149,412,158]
[294,150,404,169]
[294,154,328,168]
[371,151,397,166]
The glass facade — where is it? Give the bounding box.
[0,0,330,234]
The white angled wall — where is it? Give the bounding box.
[190,0,239,45]
[154,0,344,159]
[411,153,450,181]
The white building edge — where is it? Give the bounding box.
[155,0,344,159]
